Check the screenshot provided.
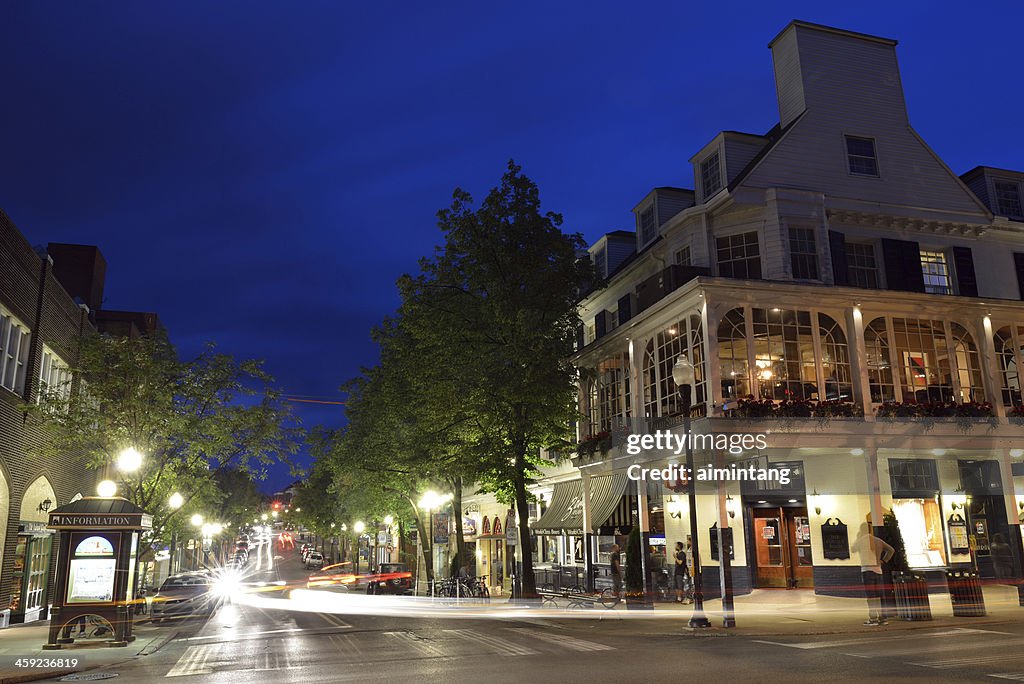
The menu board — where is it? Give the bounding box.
[948,514,969,554]
[67,558,116,603]
[821,518,850,560]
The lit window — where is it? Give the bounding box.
[891,497,947,568]
[701,152,722,199]
[995,180,1023,217]
[919,250,951,295]
[995,325,1024,407]
[845,136,879,176]
[643,316,705,417]
[846,243,879,288]
[639,207,657,246]
[39,346,72,404]
[0,309,31,395]
[788,227,819,280]
[716,231,761,279]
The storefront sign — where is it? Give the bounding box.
[50,513,152,530]
[820,518,850,560]
[948,514,969,554]
[462,517,477,537]
[432,513,450,544]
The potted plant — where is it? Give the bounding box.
[624,527,648,609]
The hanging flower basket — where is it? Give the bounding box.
[576,431,612,458]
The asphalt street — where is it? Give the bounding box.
[72,537,1024,683]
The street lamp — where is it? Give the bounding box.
[261,513,268,522]
[672,355,712,629]
[168,492,184,509]
[96,480,117,498]
[117,447,143,473]
[383,515,394,526]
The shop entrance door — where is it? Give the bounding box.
[752,507,813,589]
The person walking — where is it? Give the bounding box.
[610,544,623,599]
[852,521,895,625]
[672,541,690,603]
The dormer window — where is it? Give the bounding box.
[995,180,1023,217]
[639,207,657,246]
[845,135,879,176]
[700,152,722,199]
[592,246,607,279]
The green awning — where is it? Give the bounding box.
[531,474,629,535]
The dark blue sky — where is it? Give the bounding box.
[2,2,1020,490]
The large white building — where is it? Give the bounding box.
[459,20,1024,601]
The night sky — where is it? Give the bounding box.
[2,2,1021,490]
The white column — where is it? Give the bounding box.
[865,448,884,529]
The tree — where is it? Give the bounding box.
[397,161,594,595]
[32,331,300,548]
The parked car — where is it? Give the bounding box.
[150,573,218,621]
[305,551,324,570]
[364,563,413,595]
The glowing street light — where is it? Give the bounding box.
[260,513,268,521]
[117,447,143,473]
[383,515,394,526]
[96,480,117,498]
[211,523,223,536]
[168,492,184,509]
[271,511,278,519]
[190,513,204,527]
[353,521,365,534]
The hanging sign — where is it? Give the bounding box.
[506,524,517,546]
[820,518,850,560]
[948,513,969,554]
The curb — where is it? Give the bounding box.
[0,669,77,684]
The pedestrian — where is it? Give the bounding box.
[852,521,895,625]
[610,543,623,599]
[672,541,690,603]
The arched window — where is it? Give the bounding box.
[492,518,502,536]
[586,379,599,434]
[594,352,630,432]
[718,308,748,400]
[481,517,490,536]
[994,326,1023,407]
[749,308,816,400]
[949,323,983,402]
[642,315,706,417]
[865,318,895,402]
[818,314,853,400]
[864,317,984,404]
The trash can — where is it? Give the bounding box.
[946,570,986,617]
[893,572,932,621]
[0,609,9,629]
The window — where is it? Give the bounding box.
[592,246,607,279]
[846,243,879,288]
[0,309,31,395]
[717,308,749,401]
[891,497,947,568]
[674,245,691,267]
[919,250,951,294]
[845,135,878,176]
[639,207,657,246]
[700,152,722,199]
[588,353,631,433]
[995,180,1023,217]
[788,226,819,280]
[864,316,984,404]
[642,315,706,417]
[994,325,1024,407]
[716,231,761,279]
[888,459,939,496]
[39,347,71,404]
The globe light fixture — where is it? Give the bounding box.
[168,492,184,509]
[96,480,117,498]
[117,447,144,473]
[271,510,278,519]
[211,523,223,536]
[383,515,394,526]
[353,521,365,534]
[261,513,268,521]
[341,523,348,532]
[191,513,204,527]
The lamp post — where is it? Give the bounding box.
[672,355,712,629]
[354,521,366,574]
[168,492,183,574]
[191,514,204,570]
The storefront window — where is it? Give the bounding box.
[718,308,749,400]
[892,498,947,568]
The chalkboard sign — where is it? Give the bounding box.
[947,513,969,554]
[709,523,734,561]
[821,518,850,560]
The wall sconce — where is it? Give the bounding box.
[725,494,737,519]
[810,489,822,516]
[37,498,53,513]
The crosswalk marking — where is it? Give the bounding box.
[318,612,352,628]
[444,629,538,656]
[991,674,1024,681]
[167,645,216,677]
[910,653,1024,669]
[385,631,447,658]
[506,627,613,652]
[754,627,1004,650]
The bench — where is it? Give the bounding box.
[537,586,619,609]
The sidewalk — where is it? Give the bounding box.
[0,618,177,683]
[587,583,1024,637]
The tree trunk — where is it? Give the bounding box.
[409,500,434,583]
[514,450,537,598]
[451,475,466,574]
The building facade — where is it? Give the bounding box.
[463,20,1024,602]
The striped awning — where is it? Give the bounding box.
[531,474,629,535]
